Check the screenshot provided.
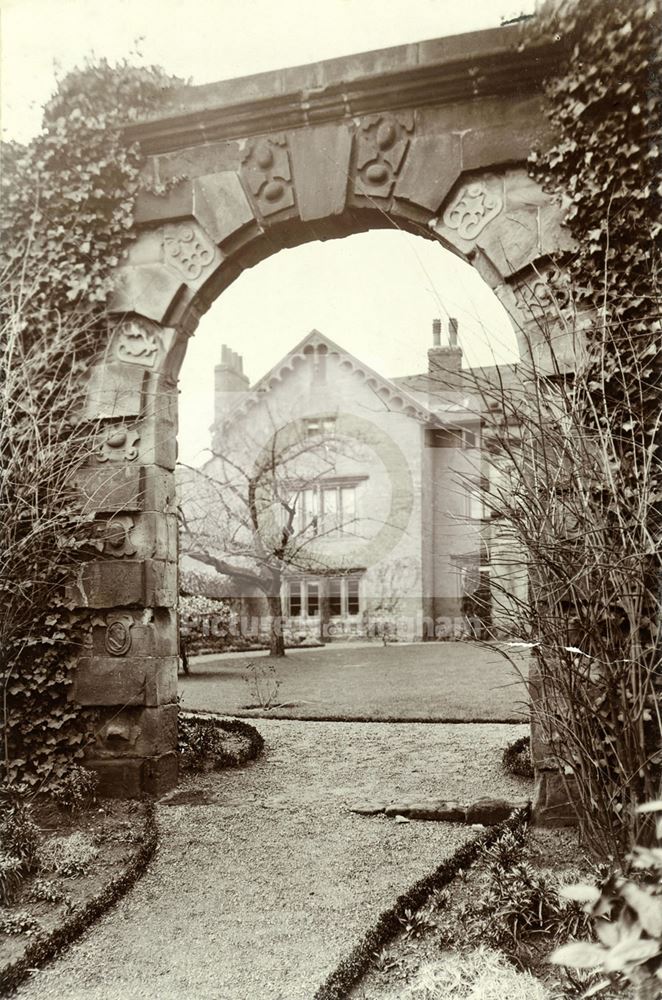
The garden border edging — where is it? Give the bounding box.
[179,712,265,767]
[313,807,529,1000]
[0,801,158,997]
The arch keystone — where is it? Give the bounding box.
[289,124,352,221]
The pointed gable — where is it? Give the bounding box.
[217,329,442,430]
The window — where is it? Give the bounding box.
[287,580,320,618]
[329,578,342,616]
[426,428,462,448]
[321,484,357,534]
[347,577,360,615]
[289,585,302,617]
[426,427,478,449]
[305,416,336,437]
[289,487,319,534]
[327,576,361,617]
[307,581,320,617]
[288,480,359,536]
[285,576,362,618]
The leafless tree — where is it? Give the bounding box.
[178,414,365,657]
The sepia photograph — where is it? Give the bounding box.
[0,0,660,997]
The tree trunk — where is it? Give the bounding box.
[266,591,285,657]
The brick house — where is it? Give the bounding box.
[179,322,526,642]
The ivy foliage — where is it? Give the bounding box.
[2,59,177,324]
[512,0,662,858]
[527,0,662,492]
[0,58,178,788]
[530,0,660,311]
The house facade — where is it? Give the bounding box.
[180,322,526,642]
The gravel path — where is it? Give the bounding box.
[15,720,530,1000]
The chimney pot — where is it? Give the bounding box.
[432,318,441,346]
[449,318,459,347]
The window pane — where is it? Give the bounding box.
[307,581,320,616]
[347,578,360,615]
[300,488,319,534]
[340,486,356,530]
[322,487,338,532]
[329,578,342,616]
[289,584,302,617]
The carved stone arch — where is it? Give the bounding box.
[431,166,579,367]
[75,24,579,798]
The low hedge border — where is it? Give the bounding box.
[502,735,534,779]
[313,807,529,1000]
[0,800,158,997]
[178,713,265,767]
[0,717,262,994]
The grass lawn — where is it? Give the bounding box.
[179,641,529,722]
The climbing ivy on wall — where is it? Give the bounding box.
[527,0,661,483]
[509,0,662,856]
[0,58,178,788]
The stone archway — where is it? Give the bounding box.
[73,24,577,796]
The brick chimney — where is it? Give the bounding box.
[213,345,249,428]
[427,317,462,376]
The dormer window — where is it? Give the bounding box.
[305,417,336,437]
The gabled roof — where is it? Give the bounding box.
[216,329,445,431]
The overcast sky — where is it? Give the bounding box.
[1,0,535,464]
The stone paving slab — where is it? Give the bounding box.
[14,720,530,1000]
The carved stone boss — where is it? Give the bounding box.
[443,180,503,240]
[241,134,295,216]
[115,318,161,367]
[355,113,414,199]
[164,224,215,281]
[96,426,140,463]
